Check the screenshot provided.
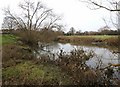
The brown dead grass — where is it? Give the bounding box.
[57,35,119,47]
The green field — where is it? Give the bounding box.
[0,34,18,45]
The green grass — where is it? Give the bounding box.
[0,34,18,45]
[2,61,71,85]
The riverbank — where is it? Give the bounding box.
[2,34,120,85]
[57,35,119,47]
[1,34,72,85]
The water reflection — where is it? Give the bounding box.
[38,43,118,67]
[37,43,119,79]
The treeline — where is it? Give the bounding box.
[65,26,119,36]
[65,29,118,36]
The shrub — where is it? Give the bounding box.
[13,29,63,48]
[38,29,61,43]
[52,48,118,86]
[13,29,40,47]
[55,48,96,85]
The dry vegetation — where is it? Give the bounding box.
[57,35,119,47]
[12,29,63,48]
[2,44,33,68]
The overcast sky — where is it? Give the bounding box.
[0,0,117,32]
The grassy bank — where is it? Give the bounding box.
[2,34,72,85]
[2,60,71,85]
[57,35,119,47]
[1,34,93,85]
[2,34,120,85]
[0,34,18,45]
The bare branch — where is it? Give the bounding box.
[91,1,120,11]
[3,0,61,31]
[34,9,52,29]
[80,0,120,12]
[47,15,61,29]
[36,13,49,29]
[4,8,24,29]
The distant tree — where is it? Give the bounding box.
[98,26,110,32]
[98,26,110,35]
[2,16,17,29]
[76,30,82,35]
[86,31,98,35]
[83,31,89,35]
[68,27,76,35]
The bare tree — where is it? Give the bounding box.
[67,27,76,35]
[2,0,63,47]
[3,0,54,30]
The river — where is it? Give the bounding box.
[37,42,119,79]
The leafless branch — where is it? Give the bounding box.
[3,0,61,31]
[80,0,120,12]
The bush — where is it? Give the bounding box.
[55,48,96,85]
[13,29,63,48]
[13,29,40,47]
[38,29,62,43]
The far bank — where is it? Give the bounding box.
[57,35,119,48]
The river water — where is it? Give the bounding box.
[37,43,119,79]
